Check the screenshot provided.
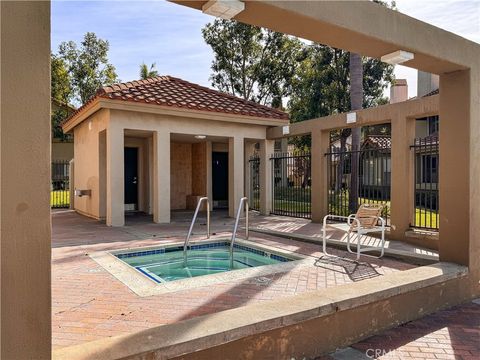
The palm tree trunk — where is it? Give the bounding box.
[349,52,363,213]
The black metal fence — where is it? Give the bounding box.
[248,155,260,211]
[411,136,439,230]
[270,152,311,218]
[325,145,391,222]
[51,160,70,208]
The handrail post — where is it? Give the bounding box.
[183,197,211,267]
[230,197,249,269]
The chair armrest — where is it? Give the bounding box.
[323,214,349,228]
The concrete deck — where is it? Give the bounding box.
[52,210,418,349]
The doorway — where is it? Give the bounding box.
[212,151,228,208]
[124,147,138,210]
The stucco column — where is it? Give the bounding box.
[1,1,51,358]
[311,129,330,222]
[206,141,213,203]
[439,69,477,268]
[244,141,256,204]
[69,159,75,210]
[106,123,125,226]
[259,139,274,215]
[229,136,244,217]
[153,130,170,223]
[390,116,415,240]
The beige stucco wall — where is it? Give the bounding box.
[192,142,207,196]
[72,109,109,219]
[171,143,192,210]
[52,140,74,161]
[0,1,51,358]
[170,142,208,210]
[69,106,271,222]
[112,109,269,220]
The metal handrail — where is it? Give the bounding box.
[229,197,249,269]
[183,197,210,267]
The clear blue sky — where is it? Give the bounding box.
[52,0,480,99]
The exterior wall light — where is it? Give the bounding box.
[202,0,245,19]
[381,50,414,65]
[195,135,207,140]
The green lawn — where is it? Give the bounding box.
[414,207,439,229]
[51,190,69,208]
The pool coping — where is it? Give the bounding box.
[53,262,468,360]
[90,238,314,297]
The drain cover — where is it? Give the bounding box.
[253,276,271,285]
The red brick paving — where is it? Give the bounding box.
[52,210,414,349]
[350,301,480,360]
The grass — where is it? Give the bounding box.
[51,190,69,208]
[414,207,439,229]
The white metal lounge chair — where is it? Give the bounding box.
[322,203,386,260]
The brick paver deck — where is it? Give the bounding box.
[52,210,415,349]
[320,300,480,360]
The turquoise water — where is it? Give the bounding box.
[116,242,292,283]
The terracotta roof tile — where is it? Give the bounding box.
[63,76,288,127]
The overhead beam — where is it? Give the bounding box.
[267,95,439,139]
[172,1,479,74]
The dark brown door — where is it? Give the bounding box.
[212,152,228,208]
[124,147,138,207]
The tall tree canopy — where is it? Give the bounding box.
[288,44,394,148]
[51,53,73,140]
[289,44,393,123]
[140,62,159,79]
[58,32,118,104]
[202,19,304,107]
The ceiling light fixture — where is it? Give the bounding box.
[202,0,245,19]
[381,50,414,65]
[194,135,207,140]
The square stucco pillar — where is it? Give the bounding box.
[1,1,51,358]
[206,141,213,203]
[439,69,478,268]
[229,137,244,217]
[259,139,274,215]
[244,141,256,205]
[390,116,415,240]
[311,129,330,222]
[106,124,125,226]
[153,130,170,223]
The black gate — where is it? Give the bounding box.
[325,146,390,222]
[248,155,260,211]
[51,160,70,208]
[411,136,439,230]
[270,152,311,219]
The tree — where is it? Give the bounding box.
[140,62,159,79]
[288,44,394,147]
[202,19,304,107]
[51,53,73,140]
[58,32,118,104]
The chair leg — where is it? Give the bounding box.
[322,224,332,256]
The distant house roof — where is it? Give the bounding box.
[62,76,288,129]
[394,79,408,86]
[423,88,439,97]
[362,135,391,149]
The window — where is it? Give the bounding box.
[421,154,438,183]
[428,115,439,135]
